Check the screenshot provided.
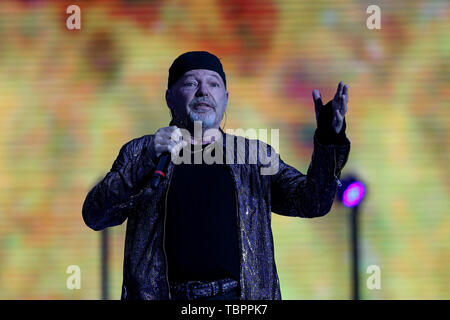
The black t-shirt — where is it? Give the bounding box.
[165,142,240,282]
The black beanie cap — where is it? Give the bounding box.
[168,51,226,89]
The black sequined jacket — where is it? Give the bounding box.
[82,127,350,300]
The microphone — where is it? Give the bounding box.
[150,152,171,189]
[150,118,184,189]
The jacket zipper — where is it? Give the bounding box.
[225,163,242,300]
[233,184,242,300]
[333,148,342,187]
[162,163,173,300]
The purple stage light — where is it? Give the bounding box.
[342,181,365,207]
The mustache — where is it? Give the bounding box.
[189,98,216,109]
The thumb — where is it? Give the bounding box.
[312,89,323,122]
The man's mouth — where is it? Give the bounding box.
[194,103,213,111]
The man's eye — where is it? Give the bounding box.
[211,82,219,87]
[185,82,196,86]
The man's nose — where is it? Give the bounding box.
[195,82,210,97]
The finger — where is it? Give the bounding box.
[334,81,344,100]
[169,140,187,157]
[160,127,180,141]
[154,144,164,157]
[312,89,323,122]
[154,134,163,144]
[338,94,346,114]
[160,125,178,136]
[166,140,179,154]
[175,140,188,149]
[343,84,349,102]
[312,89,323,106]
[333,110,344,134]
[335,109,344,122]
[170,127,183,142]
[341,95,347,115]
[155,142,169,157]
[155,139,176,156]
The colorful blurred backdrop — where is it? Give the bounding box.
[0,0,448,299]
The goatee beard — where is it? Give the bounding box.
[189,110,216,128]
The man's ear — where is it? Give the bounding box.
[166,89,174,111]
[165,89,170,105]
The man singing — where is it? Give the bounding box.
[82,51,351,300]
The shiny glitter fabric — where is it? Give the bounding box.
[82,129,350,300]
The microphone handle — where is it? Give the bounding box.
[150,152,171,189]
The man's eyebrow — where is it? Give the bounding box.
[208,74,221,81]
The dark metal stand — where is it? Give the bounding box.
[351,205,360,300]
[101,228,109,300]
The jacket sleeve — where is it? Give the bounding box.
[82,136,156,230]
[269,134,350,218]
